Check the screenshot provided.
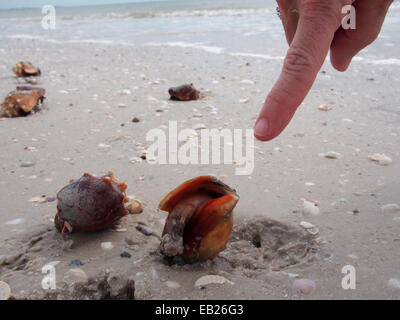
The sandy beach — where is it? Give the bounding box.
[0,36,399,300]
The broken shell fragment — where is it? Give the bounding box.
[13,61,41,77]
[368,153,392,166]
[318,104,330,111]
[293,279,316,295]
[0,281,11,300]
[54,172,129,234]
[195,275,234,287]
[302,200,320,216]
[1,86,45,117]
[159,176,239,262]
[168,84,200,101]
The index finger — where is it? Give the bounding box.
[254,1,345,141]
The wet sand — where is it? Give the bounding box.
[0,41,399,299]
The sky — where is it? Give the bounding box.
[0,0,153,10]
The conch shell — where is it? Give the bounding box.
[55,172,130,234]
[159,176,239,262]
[168,84,200,101]
[12,61,41,77]
[1,86,45,117]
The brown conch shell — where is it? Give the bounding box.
[1,86,45,117]
[12,61,41,77]
[168,84,200,101]
[55,172,130,234]
[159,176,239,262]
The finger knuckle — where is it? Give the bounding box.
[283,46,314,77]
[301,0,345,25]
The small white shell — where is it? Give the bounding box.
[387,278,400,290]
[66,268,88,283]
[293,279,316,294]
[240,79,255,85]
[381,203,400,214]
[368,153,392,166]
[0,281,11,300]
[101,242,114,250]
[5,218,23,225]
[302,200,320,216]
[300,221,319,236]
[300,221,315,229]
[323,151,342,159]
[195,275,234,287]
[318,104,330,111]
[165,281,181,289]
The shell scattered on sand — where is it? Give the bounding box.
[318,104,330,111]
[194,275,234,288]
[240,79,254,85]
[66,268,88,283]
[300,221,319,236]
[381,203,400,214]
[302,200,320,216]
[126,200,143,214]
[193,123,207,130]
[0,281,11,300]
[387,278,400,290]
[165,281,181,289]
[101,242,114,250]
[293,279,316,295]
[5,218,23,225]
[320,151,342,159]
[368,153,392,166]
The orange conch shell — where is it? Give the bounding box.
[1,86,45,117]
[55,172,129,234]
[159,176,239,262]
[12,61,41,77]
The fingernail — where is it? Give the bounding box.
[254,117,269,140]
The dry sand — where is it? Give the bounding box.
[0,41,399,299]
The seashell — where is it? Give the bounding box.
[0,281,11,300]
[302,200,320,216]
[54,172,129,234]
[165,281,181,289]
[168,84,200,101]
[101,242,114,250]
[368,153,392,166]
[318,104,330,111]
[12,61,41,77]
[300,221,319,236]
[1,86,45,117]
[387,278,400,290]
[159,176,239,262]
[381,203,400,214]
[66,268,88,284]
[126,199,143,214]
[240,79,254,85]
[293,279,316,294]
[322,151,341,159]
[5,218,23,225]
[195,275,234,287]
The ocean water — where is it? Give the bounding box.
[0,0,400,63]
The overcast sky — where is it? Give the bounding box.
[0,1,149,10]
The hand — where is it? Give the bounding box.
[254,0,393,141]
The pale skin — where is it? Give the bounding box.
[254,0,394,141]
